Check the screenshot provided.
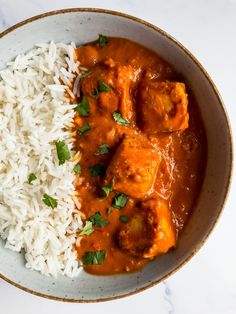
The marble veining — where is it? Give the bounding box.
[163,281,175,314]
[0,7,9,31]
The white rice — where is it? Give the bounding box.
[0,42,83,277]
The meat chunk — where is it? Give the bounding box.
[98,63,137,121]
[98,90,119,114]
[117,199,176,258]
[138,80,189,133]
[76,45,99,67]
[80,63,137,121]
[105,135,160,198]
[114,65,137,121]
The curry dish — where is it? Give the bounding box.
[73,36,206,275]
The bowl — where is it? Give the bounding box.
[0,8,232,302]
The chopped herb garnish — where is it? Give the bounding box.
[76,96,90,116]
[43,193,58,209]
[98,80,111,92]
[112,193,128,209]
[89,80,111,100]
[89,89,99,99]
[28,173,37,184]
[99,34,108,48]
[119,215,129,224]
[88,212,109,228]
[107,208,113,216]
[77,122,90,135]
[112,111,131,126]
[56,141,70,165]
[89,164,106,177]
[82,250,106,265]
[101,179,115,197]
[80,221,94,236]
[74,164,81,174]
[95,144,110,155]
[80,70,93,78]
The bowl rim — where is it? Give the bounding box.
[0,7,233,303]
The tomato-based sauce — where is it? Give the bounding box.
[73,37,207,275]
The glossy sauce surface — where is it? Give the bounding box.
[73,38,207,275]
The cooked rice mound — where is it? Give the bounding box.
[0,42,83,277]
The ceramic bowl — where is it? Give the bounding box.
[0,8,232,302]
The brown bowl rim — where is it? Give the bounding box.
[0,7,233,303]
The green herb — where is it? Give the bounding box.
[98,80,111,92]
[74,164,81,174]
[112,111,131,126]
[89,164,106,177]
[95,144,110,155]
[77,122,90,135]
[89,89,99,99]
[101,179,115,197]
[106,208,113,216]
[80,70,93,78]
[89,80,111,100]
[80,221,94,236]
[99,34,108,48]
[112,193,128,209]
[119,215,129,224]
[82,250,106,265]
[28,173,37,184]
[56,141,71,165]
[43,193,58,209]
[76,96,90,116]
[89,212,109,228]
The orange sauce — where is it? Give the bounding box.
[73,37,207,275]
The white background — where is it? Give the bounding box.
[0,1,235,313]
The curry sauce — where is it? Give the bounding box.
[73,37,206,275]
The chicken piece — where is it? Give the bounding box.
[99,63,137,121]
[105,135,160,198]
[115,65,137,121]
[75,45,99,67]
[138,80,189,133]
[98,91,119,114]
[117,199,176,258]
[80,62,137,121]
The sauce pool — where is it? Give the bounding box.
[73,37,207,275]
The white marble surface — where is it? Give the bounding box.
[0,0,235,313]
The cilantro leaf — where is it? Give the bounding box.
[80,221,94,236]
[112,111,131,126]
[77,122,90,135]
[43,193,58,209]
[95,144,110,155]
[101,179,115,197]
[112,193,128,209]
[119,215,129,224]
[56,141,70,165]
[98,80,111,92]
[89,80,111,100]
[106,208,113,216]
[99,34,108,48]
[82,250,106,265]
[28,173,37,184]
[89,164,106,177]
[89,89,99,99]
[80,70,93,78]
[76,96,90,116]
[74,164,81,174]
[89,212,109,228]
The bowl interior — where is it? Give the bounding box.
[0,10,232,301]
